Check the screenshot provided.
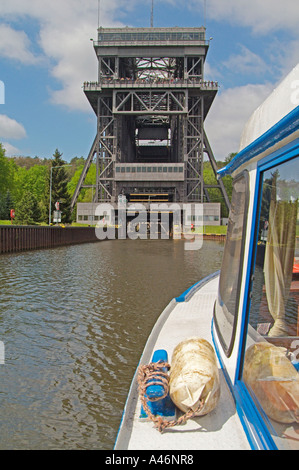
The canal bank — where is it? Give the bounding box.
[188,233,226,241]
[0,225,226,255]
[0,225,100,254]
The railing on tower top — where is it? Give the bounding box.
[83,78,219,91]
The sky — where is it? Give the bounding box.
[0,0,299,162]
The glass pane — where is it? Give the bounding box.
[214,173,248,353]
[243,156,299,450]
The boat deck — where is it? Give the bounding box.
[115,275,251,450]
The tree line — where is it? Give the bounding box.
[0,143,96,225]
[0,142,234,225]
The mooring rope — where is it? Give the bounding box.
[137,361,204,433]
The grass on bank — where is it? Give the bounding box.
[202,225,227,235]
[1,220,227,235]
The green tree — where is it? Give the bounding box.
[203,161,233,218]
[49,149,71,223]
[224,152,237,164]
[0,144,17,220]
[0,193,6,219]
[0,143,14,195]
[67,162,96,203]
[14,190,41,225]
[2,191,14,220]
[10,163,49,223]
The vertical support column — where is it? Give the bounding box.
[96,96,100,201]
[184,94,204,202]
[96,96,115,203]
[200,95,204,203]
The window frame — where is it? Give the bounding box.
[233,146,299,450]
[214,170,249,357]
[237,147,299,381]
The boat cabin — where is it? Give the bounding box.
[214,64,299,450]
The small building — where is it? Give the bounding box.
[76,201,221,227]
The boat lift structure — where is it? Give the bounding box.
[72,27,230,218]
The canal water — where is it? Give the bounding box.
[0,238,224,450]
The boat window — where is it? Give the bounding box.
[242,156,299,450]
[214,172,248,355]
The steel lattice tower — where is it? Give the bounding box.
[71,27,230,214]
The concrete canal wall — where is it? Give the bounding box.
[203,234,226,241]
[0,225,226,255]
[0,225,100,254]
[182,233,226,242]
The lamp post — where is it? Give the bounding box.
[49,164,72,225]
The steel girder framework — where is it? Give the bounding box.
[96,96,118,202]
[71,27,230,212]
[184,95,204,202]
[113,89,187,114]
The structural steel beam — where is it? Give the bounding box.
[72,27,230,213]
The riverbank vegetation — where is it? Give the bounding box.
[0,142,234,226]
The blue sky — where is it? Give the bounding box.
[0,0,298,161]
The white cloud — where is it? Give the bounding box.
[0,0,131,111]
[0,0,297,114]
[2,141,22,156]
[0,114,27,140]
[39,23,98,111]
[0,24,39,65]
[163,0,299,35]
[205,83,274,160]
[206,0,299,35]
[0,0,298,158]
[273,39,299,78]
[223,45,269,76]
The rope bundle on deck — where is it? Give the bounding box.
[137,361,204,433]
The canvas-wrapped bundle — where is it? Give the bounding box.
[169,337,220,416]
[243,342,299,423]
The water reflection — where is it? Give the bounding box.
[0,239,223,449]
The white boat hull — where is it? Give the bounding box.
[115,273,250,450]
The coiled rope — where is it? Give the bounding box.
[137,361,204,433]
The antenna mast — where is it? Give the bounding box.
[98,0,101,28]
[151,0,154,28]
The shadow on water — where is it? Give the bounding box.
[0,238,224,449]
